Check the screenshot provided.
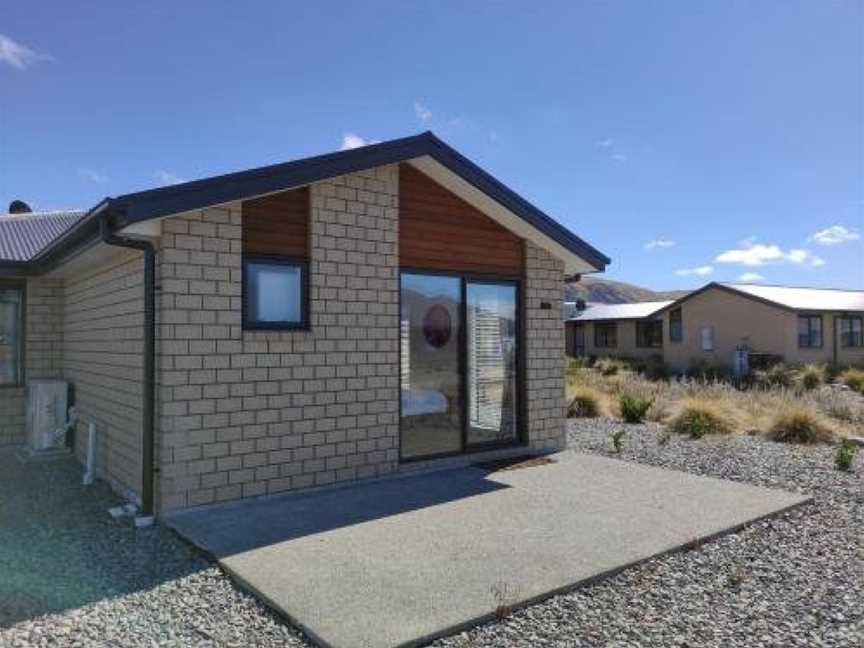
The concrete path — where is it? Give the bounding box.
[167,452,810,648]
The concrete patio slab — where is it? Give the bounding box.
[167,452,811,648]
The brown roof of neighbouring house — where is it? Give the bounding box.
[0,210,86,262]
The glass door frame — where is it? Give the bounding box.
[398,268,525,462]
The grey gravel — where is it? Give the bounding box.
[0,449,306,647]
[3,421,863,648]
[433,419,864,648]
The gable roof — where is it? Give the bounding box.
[658,282,864,314]
[1,132,610,276]
[0,210,86,262]
[566,300,673,321]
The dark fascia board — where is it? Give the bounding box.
[3,132,610,275]
[653,282,795,315]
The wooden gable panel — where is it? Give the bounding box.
[399,164,524,275]
[242,187,309,258]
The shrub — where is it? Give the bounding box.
[840,368,864,394]
[835,439,857,472]
[610,429,626,453]
[619,393,653,423]
[798,364,825,391]
[567,356,593,372]
[766,406,835,444]
[686,361,732,383]
[567,387,603,418]
[668,398,733,438]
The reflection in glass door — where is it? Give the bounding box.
[466,282,518,446]
[400,272,520,460]
[400,273,462,459]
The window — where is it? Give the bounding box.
[700,325,714,352]
[669,308,683,343]
[0,286,23,386]
[636,320,663,348]
[798,315,822,348]
[594,322,617,348]
[242,257,308,329]
[840,316,863,348]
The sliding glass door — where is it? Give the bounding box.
[400,272,520,460]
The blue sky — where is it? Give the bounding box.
[1,1,861,290]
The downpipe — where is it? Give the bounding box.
[100,214,156,524]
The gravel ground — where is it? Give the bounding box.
[3,422,862,648]
[0,448,306,648]
[434,419,864,648]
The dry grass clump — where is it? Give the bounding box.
[595,357,631,377]
[840,368,864,394]
[667,398,735,438]
[567,387,604,418]
[765,405,835,444]
[797,364,826,391]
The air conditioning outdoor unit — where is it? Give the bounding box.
[25,380,69,452]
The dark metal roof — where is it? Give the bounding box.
[0,210,86,262]
[0,132,610,275]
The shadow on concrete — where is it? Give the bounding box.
[0,448,207,628]
[167,465,511,557]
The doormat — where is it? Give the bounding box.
[475,455,555,473]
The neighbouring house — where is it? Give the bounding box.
[0,132,609,516]
[565,282,864,372]
[564,300,672,362]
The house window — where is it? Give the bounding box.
[700,325,714,351]
[669,308,683,343]
[839,316,863,348]
[0,286,24,386]
[242,257,308,329]
[594,322,617,348]
[636,320,663,348]
[798,315,822,348]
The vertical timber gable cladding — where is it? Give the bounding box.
[399,163,524,275]
[156,166,400,512]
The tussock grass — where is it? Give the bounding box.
[840,368,864,394]
[798,364,826,391]
[618,393,653,424]
[668,398,734,438]
[766,405,835,444]
[567,387,604,418]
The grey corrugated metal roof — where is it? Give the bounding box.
[721,283,864,312]
[566,300,673,321]
[0,210,87,262]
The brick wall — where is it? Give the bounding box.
[63,250,145,500]
[156,165,400,512]
[0,277,64,446]
[524,241,567,451]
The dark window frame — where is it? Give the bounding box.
[669,307,683,343]
[0,281,25,388]
[636,319,664,348]
[241,255,310,331]
[797,314,823,349]
[839,316,863,348]
[594,322,618,349]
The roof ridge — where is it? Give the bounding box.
[721,281,864,293]
[1,209,86,221]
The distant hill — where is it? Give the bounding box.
[564,277,688,304]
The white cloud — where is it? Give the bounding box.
[811,225,860,246]
[644,239,676,250]
[154,170,185,185]
[675,265,714,277]
[596,138,614,149]
[738,272,764,282]
[413,101,432,123]
[715,243,824,268]
[611,153,628,163]
[340,133,378,150]
[0,34,52,69]
[78,168,108,184]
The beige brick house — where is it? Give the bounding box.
[0,132,609,516]
[565,282,864,372]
